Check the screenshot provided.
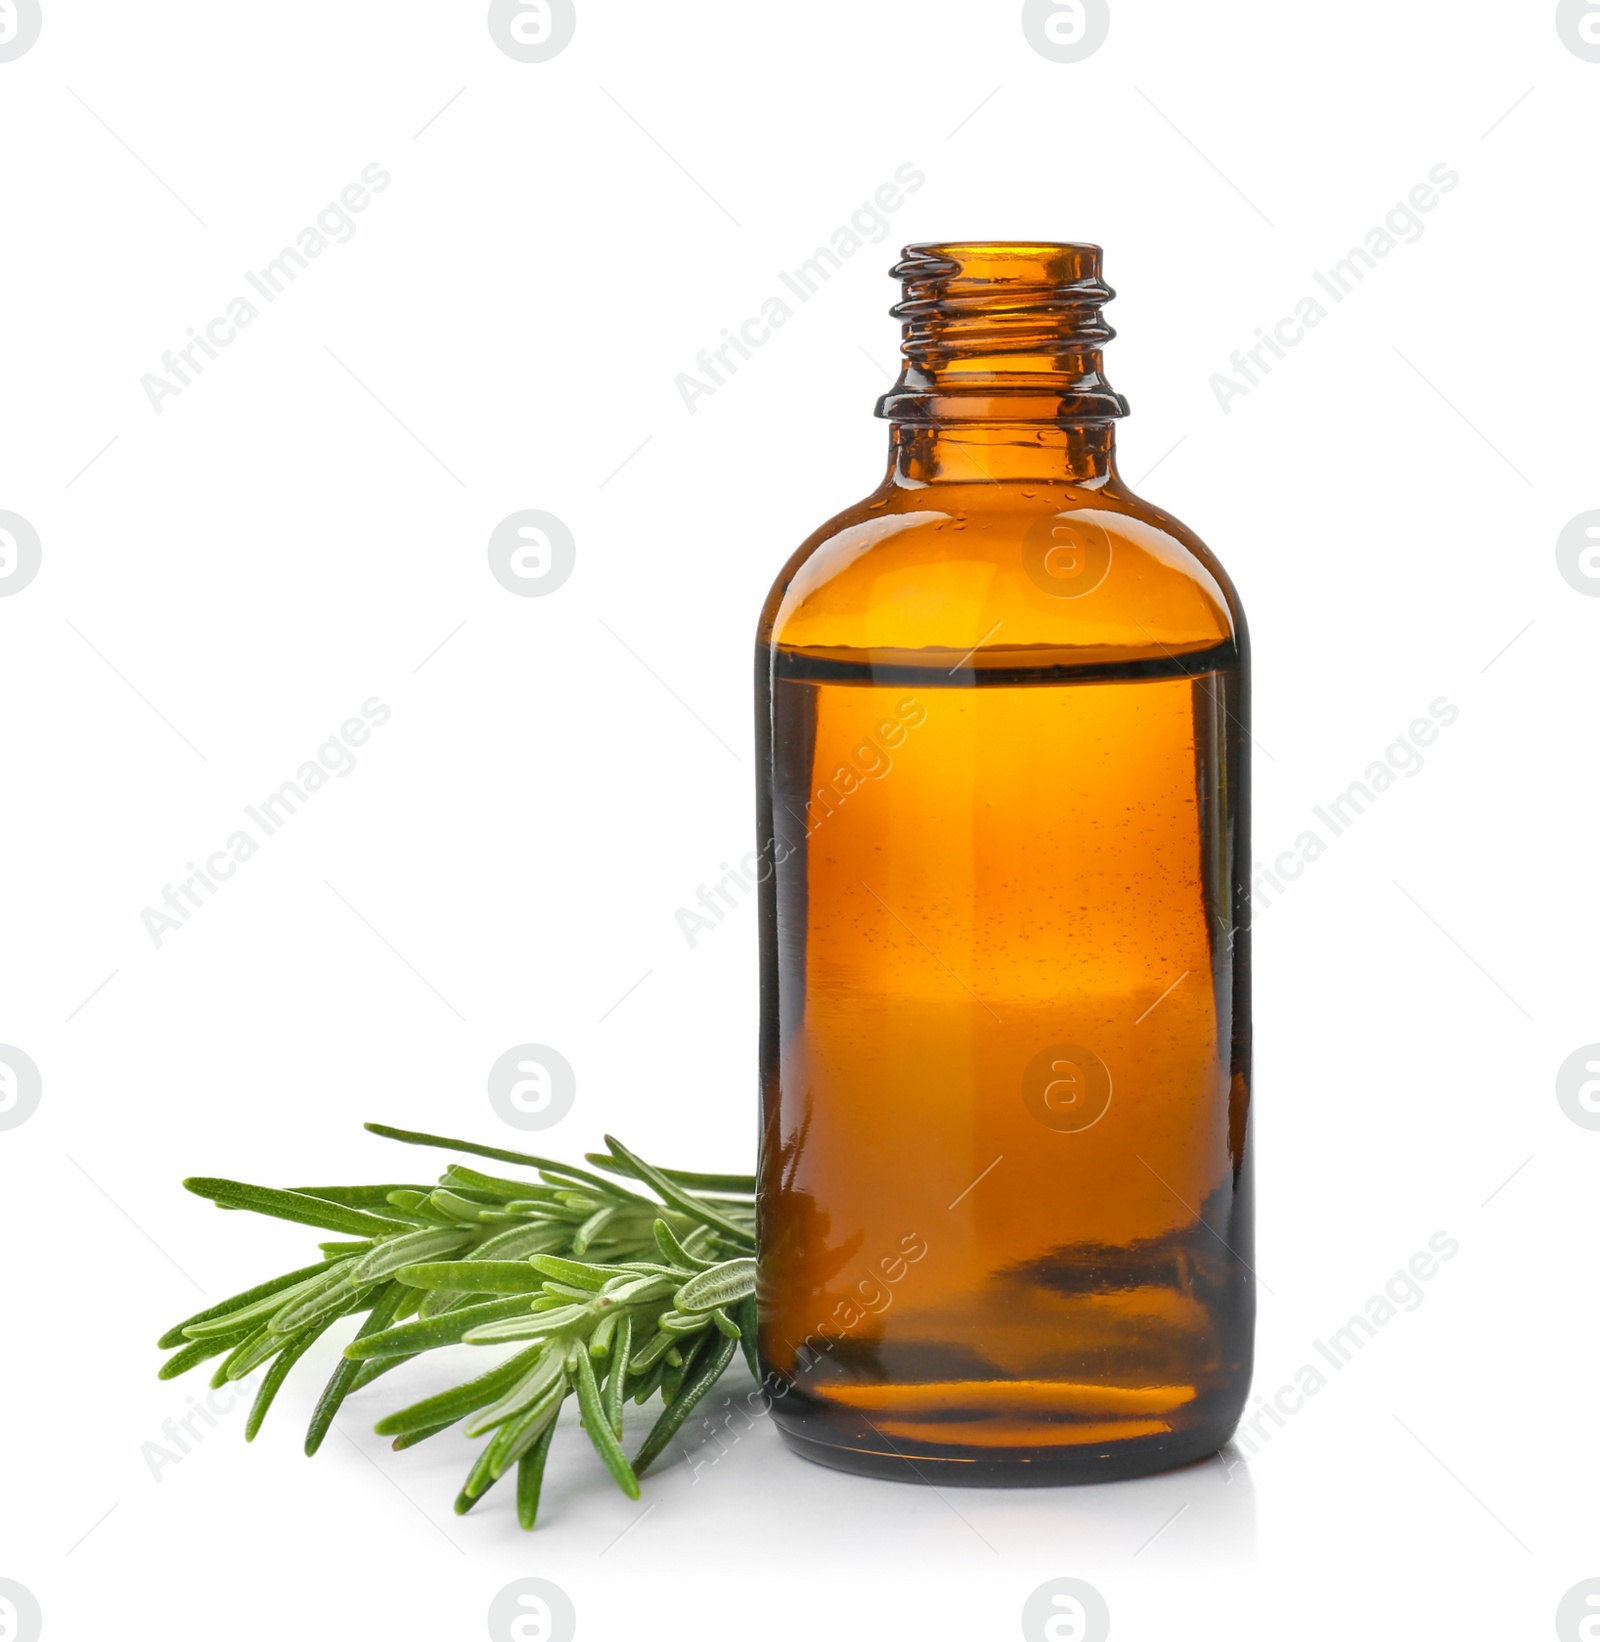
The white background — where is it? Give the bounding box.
[2,2,1596,1638]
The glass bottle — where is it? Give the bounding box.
[753,243,1252,1483]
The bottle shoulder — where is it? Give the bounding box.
[758,480,1245,670]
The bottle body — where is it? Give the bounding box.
[754,246,1252,1482]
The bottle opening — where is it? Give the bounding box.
[877,240,1129,424]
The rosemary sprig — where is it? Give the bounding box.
[158,1123,759,1527]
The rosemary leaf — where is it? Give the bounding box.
[656,1310,713,1336]
[527,1254,619,1290]
[463,1350,566,1439]
[184,1177,413,1239]
[345,1296,533,1359]
[395,1260,547,1294]
[486,1388,564,1480]
[428,1188,504,1222]
[268,1260,362,1334]
[472,1222,577,1261]
[627,1326,677,1374]
[517,1420,559,1529]
[572,1206,616,1256]
[389,1285,425,1322]
[634,1333,739,1476]
[599,1137,755,1251]
[349,1227,473,1284]
[599,1274,677,1307]
[589,1312,619,1357]
[541,1281,600,1303]
[305,1281,407,1455]
[348,1352,411,1394]
[181,1271,331,1340]
[216,1323,272,1382]
[443,1164,562,1201]
[735,1296,760,1382]
[585,1152,756,1194]
[245,1304,358,1441]
[604,1313,633,1438]
[392,1420,455,1451]
[674,1258,756,1314]
[455,1441,500,1513]
[364,1122,649,1203]
[462,1306,586,1345]
[290,1184,428,1208]
[653,1220,715,1272]
[157,1334,244,1381]
[417,1288,466,1318]
[375,1345,544,1437]
[381,1190,454,1224]
[159,1260,334,1349]
[630,1359,666,1406]
[574,1348,640,1499]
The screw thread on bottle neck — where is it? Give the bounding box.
[876,242,1130,427]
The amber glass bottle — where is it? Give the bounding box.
[753,244,1252,1484]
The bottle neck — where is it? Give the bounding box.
[875,244,1129,489]
[887,421,1118,488]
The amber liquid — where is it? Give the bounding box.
[756,639,1252,1482]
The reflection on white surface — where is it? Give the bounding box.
[591,1375,1256,1570]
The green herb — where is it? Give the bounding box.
[159,1123,760,1528]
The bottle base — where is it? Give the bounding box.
[774,1415,1236,1487]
